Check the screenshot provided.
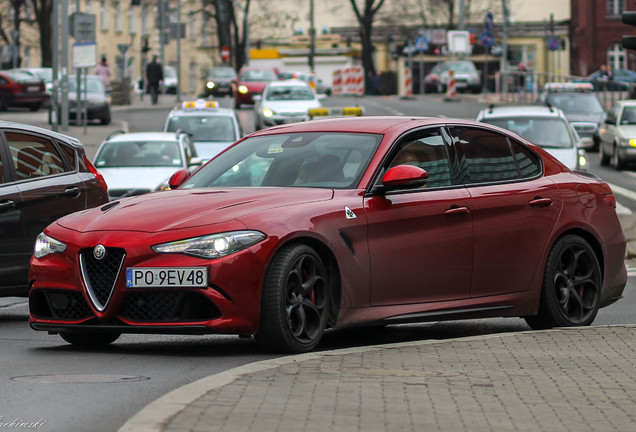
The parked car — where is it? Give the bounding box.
[0,70,49,111]
[233,67,278,108]
[65,75,112,125]
[538,83,605,150]
[29,117,625,353]
[254,79,324,130]
[162,65,178,94]
[424,60,481,94]
[576,68,636,91]
[0,120,109,296]
[599,99,636,169]
[203,66,237,97]
[11,67,53,104]
[92,131,199,199]
[476,104,588,171]
[163,99,243,160]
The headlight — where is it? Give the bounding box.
[629,139,636,147]
[34,233,67,259]
[207,81,215,89]
[238,85,249,94]
[152,230,266,259]
[262,108,274,118]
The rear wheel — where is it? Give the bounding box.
[525,235,601,330]
[60,332,120,347]
[256,244,330,353]
[599,142,610,166]
[612,143,626,170]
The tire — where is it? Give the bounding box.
[612,143,626,170]
[600,142,610,166]
[29,103,41,112]
[256,244,330,353]
[525,235,601,330]
[60,332,120,347]
[100,110,111,125]
[0,96,7,111]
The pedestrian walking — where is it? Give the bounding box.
[146,55,163,105]
[95,55,111,89]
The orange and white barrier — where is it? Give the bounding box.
[332,67,364,96]
[446,69,457,100]
[404,67,413,97]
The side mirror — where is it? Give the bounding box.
[380,165,428,191]
[168,168,192,189]
[188,157,204,167]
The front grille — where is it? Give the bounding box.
[80,247,126,311]
[119,291,221,322]
[30,290,94,321]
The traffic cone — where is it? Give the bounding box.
[444,69,459,102]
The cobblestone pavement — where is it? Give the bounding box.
[120,326,636,432]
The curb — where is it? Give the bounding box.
[117,325,636,432]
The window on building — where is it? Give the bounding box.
[129,5,137,34]
[188,13,196,41]
[141,4,150,35]
[85,0,93,13]
[114,1,122,33]
[607,0,624,16]
[201,17,209,44]
[608,42,627,70]
[99,0,108,31]
[189,61,196,93]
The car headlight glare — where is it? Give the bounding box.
[238,85,249,94]
[34,233,67,259]
[207,81,215,89]
[263,108,274,118]
[629,139,636,147]
[152,230,266,259]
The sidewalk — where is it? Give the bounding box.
[120,325,636,432]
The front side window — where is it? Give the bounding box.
[385,128,453,189]
[182,132,382,189]
[450,126,541,184]
[7,133,67,180]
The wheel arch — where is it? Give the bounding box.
[552,228,605,278]
[274,236,342,329]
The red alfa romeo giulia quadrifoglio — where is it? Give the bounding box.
[29,116,627,353]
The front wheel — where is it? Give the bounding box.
[599,142,610,166]
[60,332,120,347]
[525,235,601,330]
[612,144,626,170]
[256,244,330,353]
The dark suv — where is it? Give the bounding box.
[0,121,109,296]
[203,66,237,97]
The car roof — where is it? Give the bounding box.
[248,116,481,135]
[267,79,311,88]
[479,105,567,119]
[0,120,83,148]
[103,132,180,143]
[614,99,636,107]
[167,105,237,118]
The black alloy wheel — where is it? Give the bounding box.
[60,332,121,347]
[525,235,601,330]
[257,244,330,353]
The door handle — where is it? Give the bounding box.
[444,206,470,216]
[529,197,553,208]
[64,186,81,198]
[0,200,15,212]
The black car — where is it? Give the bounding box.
[203,66,237,97]
[0,121,109,296]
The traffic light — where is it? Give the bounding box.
[622,11,636,50]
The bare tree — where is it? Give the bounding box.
[29,0,53,67]
[348,0,386,86]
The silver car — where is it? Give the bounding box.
[476,104,588,171]
[599,99,636,170]
[253,79,324,130]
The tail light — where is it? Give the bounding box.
[602,193,617,208]
[83,155,109,194]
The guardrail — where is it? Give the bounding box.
[495,71,635,109]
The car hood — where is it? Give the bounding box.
[99,167,183,191]
[55,188,334,233]
[617,125,636,138]
[565,112,604,123]
[263,100,321,113]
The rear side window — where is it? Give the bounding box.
[58,142,77,170]
[6,132,68,180]
[450,126,541,184]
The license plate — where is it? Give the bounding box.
[126,267,208,288]
[27,86,40,92]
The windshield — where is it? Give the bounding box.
[546,93,604,114]
[620,106,636,124]
[265,85,315,101]
[68,77,105,94]
[483,117,574,149]
[181,132,382,189]
[94,140,183,167]
[33,69,53,81]
[166,116,237,142]
[443,62,476,73]
[240,69,277,81]
[208,68,236,79]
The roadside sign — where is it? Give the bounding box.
[547,37,561,51]
[72,41,97,68]
[414,36,429,52]
[221,46,230,62]
[447,30,471,54]
[484,11,494,33]
[430,29,446,45]
[480,31,494,47]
